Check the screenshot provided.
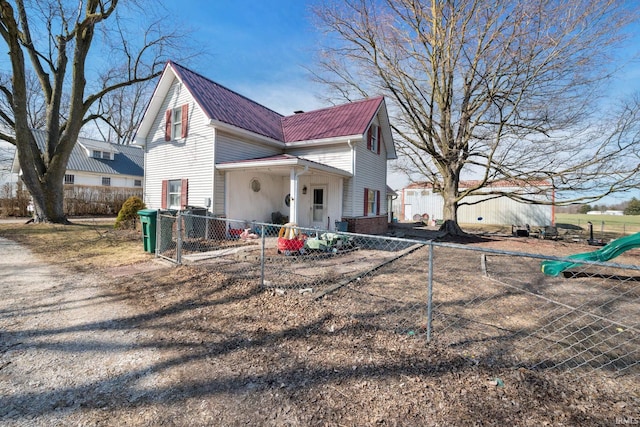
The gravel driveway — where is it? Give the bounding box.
[0,237,162,426]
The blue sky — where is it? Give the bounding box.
[164,1,326,116]
[2,1,639,199]
[165,2,640,200]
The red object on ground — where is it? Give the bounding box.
[229,228,243,237]
[277,237,305,253]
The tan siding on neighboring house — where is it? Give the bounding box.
[144,78,215,210]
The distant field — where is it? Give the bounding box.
[555,213,640,236]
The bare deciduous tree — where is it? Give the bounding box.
[91,81,154,144]
[0,0,190,223]
[313,0,640,234]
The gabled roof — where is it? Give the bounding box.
[137,61,390,148]
[170,62,285,141]
[29,130,143,177]
[281,97,384,143]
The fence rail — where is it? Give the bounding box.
[155,210,639,378]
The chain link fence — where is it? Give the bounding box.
[154,210,639,378]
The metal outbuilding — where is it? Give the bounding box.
[394,180,555,226]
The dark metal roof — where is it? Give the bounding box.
[32,129,143,177]
[169,62,383,144]
[281,97,383,142]
[170,62,285,141]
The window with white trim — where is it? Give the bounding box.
[367,189,377,216]
[64,174,74,184]
[168,179,182,209]
[134,179,142,187]
[369,124,379,153]
[92,150,102,158]
[101,177,111,186]
[172,107,183,139]
[102,151,111,160]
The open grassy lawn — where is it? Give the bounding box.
[555,213,640,236]
[0,218,152,270]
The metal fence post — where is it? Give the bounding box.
[426,242,434,343]
[154,211,160,257]
[260,224,265,287]
[176,210,182,264]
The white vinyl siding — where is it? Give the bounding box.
[223,170,343,229]
[144,78,215,210]
[350,129,387,217]
[215,130,281,163]
[286,145,352,173]
[61,172,142,188]
[214,130,283,216]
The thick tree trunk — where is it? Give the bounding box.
[21,172,68,224]
[17,133,69,224]
[438,176,466,236]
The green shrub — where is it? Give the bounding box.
[115,196,146,229]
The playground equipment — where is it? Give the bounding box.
[277,223,306,255]
[540,232,640,276]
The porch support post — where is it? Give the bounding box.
[289,168,299,224]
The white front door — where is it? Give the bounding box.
[311,185,327,229]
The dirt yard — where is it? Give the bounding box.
[0,224,638,426]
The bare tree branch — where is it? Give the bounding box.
[313,0,640,233]
[0,0,195,223]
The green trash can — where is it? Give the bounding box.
[137,209,158,253]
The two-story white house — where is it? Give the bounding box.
[134,61,396,234]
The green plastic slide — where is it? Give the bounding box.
[540,232,640,276]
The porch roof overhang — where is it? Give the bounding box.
[216,154,352,178]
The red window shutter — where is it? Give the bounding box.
[366,127,372,150]
[376,190,381,215]
[377,126,381,155]
[164,109,172,141]
[363,188,369,216]
[180,178,188,209]
[161,180,168,209]
[180,178,188,208]
[181,104,189,138]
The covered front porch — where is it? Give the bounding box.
[216,155,352,230]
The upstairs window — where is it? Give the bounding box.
[165,104,189,141]
[102,177,111,186]
[172,108,182,139]
[64,174,75,185]
[366,123,381,154]
[102,151,111,160]
[134,179,142,187]
[92,150,102,158]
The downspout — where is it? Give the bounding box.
[347,140,355,218]
[290,165,309,224]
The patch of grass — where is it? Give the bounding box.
[555,213,640,236]
[0,218,153,270]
